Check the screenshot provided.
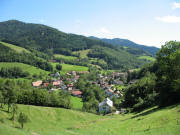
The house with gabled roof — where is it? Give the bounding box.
[99,98,113,113]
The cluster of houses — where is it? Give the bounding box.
[32,71,130,114]
[32,71,89,97]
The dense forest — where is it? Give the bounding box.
[0,20,153,70]
[123,41,180,111]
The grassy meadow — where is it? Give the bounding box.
[138,56,155,61]
[51,63,88,72]
[72,49,90,58]
[71,96,83,110]
[0,103,179,135]
[0,41,30,53]
[54,54,77,61]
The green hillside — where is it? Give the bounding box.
[0,104,179,135]
[0,20,149,70]
[0,62,49,76]
[0,41,30,53]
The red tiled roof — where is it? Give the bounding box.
[72,91,82,96]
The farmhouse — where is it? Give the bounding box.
[32,80,43,87]
[99,98,113,113]
[71,90,82,97]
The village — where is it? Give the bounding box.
[32,70,137,113]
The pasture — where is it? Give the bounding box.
[0,103,179,135]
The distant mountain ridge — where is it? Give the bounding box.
[89,36,159,56]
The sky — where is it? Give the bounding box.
[0,0,180,48]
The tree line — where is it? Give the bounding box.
[0,79,72,111]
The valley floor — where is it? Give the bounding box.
[0,104,180,135]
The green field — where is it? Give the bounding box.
[0,41,30,53]
[72,49,90,58]
[52,63,88,72]
[54,54,77,61]
[138,56,155,61]
[0,104,180,135]
[0,62,49,76]
[71,96,83,110]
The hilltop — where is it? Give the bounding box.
[89,36,159,56]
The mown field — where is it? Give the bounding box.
[0,41,30,53]
[54,54,77,61]
[0,62,49,76]
[0,103,179,135]
[52,63,88,72]
[138,56,155,61]
[72,49,90,58]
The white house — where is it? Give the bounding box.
[99,98,113,113]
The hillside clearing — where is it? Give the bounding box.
[54,54,77,60]
[72,49,90,58]
[0,62,49,76]
[138,56,155,61]
[51,63,88,72]
[0,41,30,53]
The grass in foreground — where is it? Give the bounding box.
[0,41,30,53]
[0,103,179,135]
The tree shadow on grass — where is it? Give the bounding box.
[131,107,160,119]
[0,108,9,113]
[131,103,180,119]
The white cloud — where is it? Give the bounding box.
[172,2,180,9]
[155,15,180,23]
[94,27,116,38]
[99,27,110,34]
[39,19,46,23]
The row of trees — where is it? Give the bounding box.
[0,80,72,111]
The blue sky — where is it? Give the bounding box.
[0,0,180,47]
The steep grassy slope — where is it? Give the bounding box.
[0,104,179,135]
[0,41,30,53]
[0,62,49,76]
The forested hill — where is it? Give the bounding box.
[0,20,151,70]
[89,36,159,56]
